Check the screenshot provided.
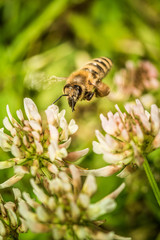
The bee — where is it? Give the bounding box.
[53,57,112,111]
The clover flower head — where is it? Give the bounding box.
[16,165,128,240]
[93,99,160,177]
[0,98,89,188]
[0,191,28,239]
[110,60,159,100]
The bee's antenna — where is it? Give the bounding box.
[52,94,68,104]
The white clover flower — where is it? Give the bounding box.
[93,99,160,177]
[0,98,89,188]
[17,165,129,240]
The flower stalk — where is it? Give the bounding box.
[143,155,160,207]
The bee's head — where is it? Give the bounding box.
[63,84,82,111]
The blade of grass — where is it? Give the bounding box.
[8,0,70,62]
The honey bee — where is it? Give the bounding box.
[53,57,112,111]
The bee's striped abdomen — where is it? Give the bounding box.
[81,57,112,80]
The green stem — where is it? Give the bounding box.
[143,156,160,207]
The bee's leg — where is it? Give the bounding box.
[95,82,110,97]
[84,92,94,101]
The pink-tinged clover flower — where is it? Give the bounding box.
[110,60,159,101]
[16,165,130,240]
[0,98,89,188]
[93,99,160,177]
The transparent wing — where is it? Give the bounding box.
[24,71,67,91]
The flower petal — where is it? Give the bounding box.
[6,105,20,127]
[139,113,151,132]
[95,130,113,152]
[35,140,43,154]
[59,137,71,149]
[64,148,89,162]
[105,134,121,151]
[3,117,13,132]
[0,128,12,151]
[103,150,133,165]
[47,163,59,175]
[106,183,125,199]
[36,205,50,222]
[135,99,145,114]
[16,109,24,121]
[151,104,160,135]
[92,141,103,154]
[24,98,41,122]
[26,220,49,233]
[68,119,78,135]
[0,220,6,236]
[48,143,56,162]
[117,165,137,178]
[0,160,15,169]
[49,125,59,142]
[80,165,122,177]
[18,217,28,233]
[82,174,97,197]
[100,114,118,135]
[135,123,144,142]
[0,174,25,189]
[6,208,18,227]
[11,145,23,158]
[45,104,59,125]
[29,120,42,132]
[115,104,125,122]
[30,179,49,204]
[87,198,116,220]
[60,117,68,141]
[152,131,160,149]
[13,188,21,200]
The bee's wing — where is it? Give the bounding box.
[24,72,67,90]
[47,75,67,82]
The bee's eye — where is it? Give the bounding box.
[63,84,72,91]
[73,85,82,96]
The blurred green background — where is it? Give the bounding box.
[0,0,160,239]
